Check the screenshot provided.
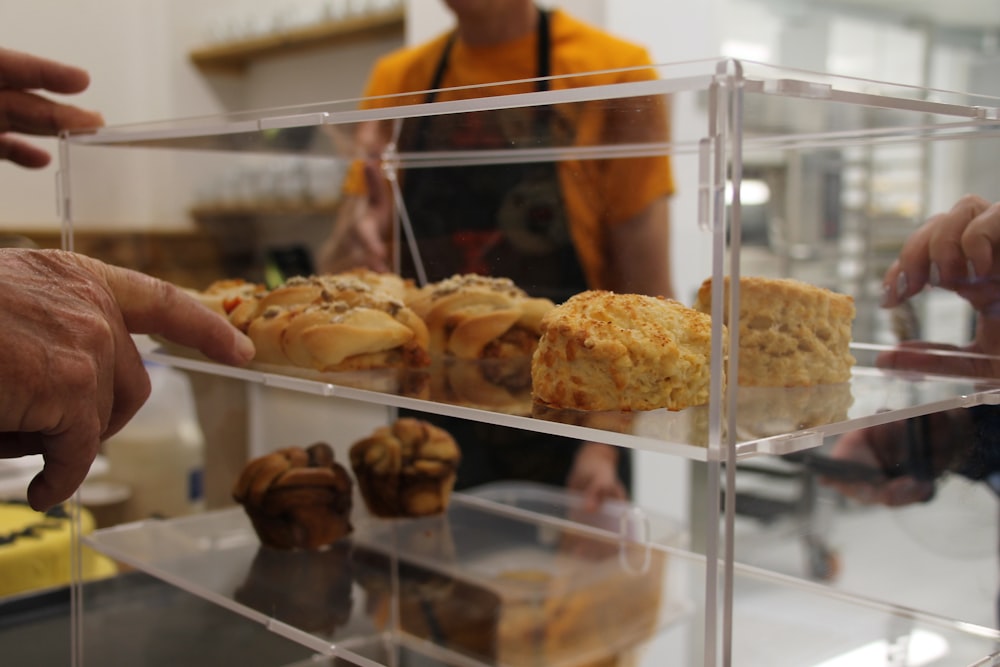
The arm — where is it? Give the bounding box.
[0,249,254,511]
[604,195,673,298]
[0,47,104,168]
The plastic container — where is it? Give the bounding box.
[350,481,688,667]
[102,363,206,521]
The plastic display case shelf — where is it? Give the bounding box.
[141,338,1000,461]
[83,483,1000,667]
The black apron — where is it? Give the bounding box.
[398,8,631,493]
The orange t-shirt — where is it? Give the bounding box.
[342,9,675,290]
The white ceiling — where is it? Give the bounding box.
[812,0,1000,30]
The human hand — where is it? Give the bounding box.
[879,194,1000,376]
[0,47,104,168]
[823,421,935,506]
[822,411,975,507]
[316,161,393,274]
[566,442,626,512]
[0,249,255,511]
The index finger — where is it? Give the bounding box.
[85,258,255,366]
[0,47,91,94]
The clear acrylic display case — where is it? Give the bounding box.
[59,58,1000,666]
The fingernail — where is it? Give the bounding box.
[928,262,940,287]
[880,282,891,307]
[967,259,977,282]
[896,271,909,300]
[235,334,256,362]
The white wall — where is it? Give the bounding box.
[0,0,403,229]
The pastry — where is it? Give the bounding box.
[351,527,666,667]
[349,418,461,518]
[694,276,855,386]
[232,442,353,550]
[531,290,723,412]
[429,356,533,415]
[405,274,555,360]
[235,541,354,635]
[207,274,431,372]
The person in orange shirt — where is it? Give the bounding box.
[318,0,675,508]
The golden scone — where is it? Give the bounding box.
[694,276,855,387]
[349,418,461,518]
[233,442,353,550]
[531,291,723,412]
[406,274,555,360]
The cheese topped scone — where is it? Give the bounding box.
[531,290,724,412]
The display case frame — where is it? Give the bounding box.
[59,57,1000,666]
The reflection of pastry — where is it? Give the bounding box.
[735,383,854,439]
[694,276,855,387]
[633,383,855,446]
[352,531,665,667]
[532,290,723,412]
[349,418,461,518]
[233,442,353,550]
[429,357,533,415]
[234,541,354,635]
[406,274,554,360]
[351,543,497,655]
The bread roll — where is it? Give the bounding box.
[349,418,461,518]
[531,291,723,412]
[406,274,554,360]
[694,276,855,387]
[202,274,431,373]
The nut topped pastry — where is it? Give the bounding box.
[531,290,723,412]
[406,274,555,360]
[233,442,353,550]
[195,274,431,372]
[349,418,461,518]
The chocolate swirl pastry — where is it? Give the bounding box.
[349,418,461,518]
[233,442,353,550]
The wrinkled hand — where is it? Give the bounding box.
[880,194,1000,377]
[0,47,104,168]
[566,442,626,512]
[0,249,255,510]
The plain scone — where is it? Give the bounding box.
[531,291,722,412]
[694,276,855,387]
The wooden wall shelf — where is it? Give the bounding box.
[190,7,405,75]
